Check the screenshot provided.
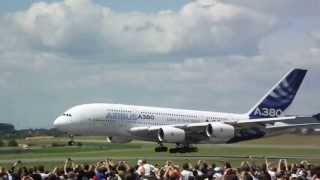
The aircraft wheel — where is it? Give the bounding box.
[155,146,168,152]
[169,148,178,153]
[161,146,168,152]
[68,140,74,146]
[189,147,198,152]
[178,148,187,153]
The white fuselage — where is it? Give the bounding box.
[54,103,247,141]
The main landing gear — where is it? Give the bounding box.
[169,144,198,153]
[154,142,168,152]
[154,143,198,153]
[155,146,168,152]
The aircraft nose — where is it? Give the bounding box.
[53,116,67,130]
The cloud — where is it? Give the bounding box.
[224,0,320,17]
[3,0,318,61]
[0,0,319,128]
[1,0,277,58]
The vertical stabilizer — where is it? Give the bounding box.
[247,69,307,119]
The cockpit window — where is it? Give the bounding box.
[62,113,72,117]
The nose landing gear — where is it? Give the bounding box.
[67,134,75,146]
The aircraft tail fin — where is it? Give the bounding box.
[247,68,307,119]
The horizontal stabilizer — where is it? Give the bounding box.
[236,114,320,126]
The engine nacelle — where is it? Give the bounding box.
[206,123,235,142]
[106,136,132,143]
[158,127,185,143]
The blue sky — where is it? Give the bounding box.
[0,0,188,14]
[0,0,319,129]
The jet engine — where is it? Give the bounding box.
[206,123,235,142]
[106,136,132,143]
[158,127,185,143]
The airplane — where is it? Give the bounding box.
[53,68,320,153]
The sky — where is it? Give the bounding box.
[0,0,319,129]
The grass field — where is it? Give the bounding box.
[0,134,319,170]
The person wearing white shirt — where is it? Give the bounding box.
[181,163,193,180]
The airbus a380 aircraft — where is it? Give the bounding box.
[54,69,320,153]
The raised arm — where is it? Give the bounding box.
[64,159,69,174]
[283,159,288,171]
[265,157,270,170]
[277,159,283,173]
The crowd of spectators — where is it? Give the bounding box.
[1,158,320,180]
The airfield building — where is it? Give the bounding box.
[0,123,15,134]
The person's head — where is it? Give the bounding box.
[137,160,143,166]
[224,162,232,169]
[223,173,239,180]
[214,167,222,173]
[201,162,208,172]
[38,165,45,173]
[166,161,173,167]
[56,167,64,176]
[173,165,180,171]
[73,165,81,173]
[89,164,95,171]
[47,174,58,180]
[241,171,253,180]
[240,162,250,172]
[261,163,268,172]
[0,167,5,173]
[159,168,166,178]
[128,167,136,174]
[182,163,190,170]
[21,175,33,180]
[298,163,305,170]
[225,168,236,176]
[117,162,128,172]
[27,167,33,174]
[193,170,198,177]
[212,163,216,170]
[155,163,160,168]
[83,164,89,171]
[67,172,76,180]
[307,164,313,171]
[279,162,286,172]
[142,160,147,164]
[298,170,307,178]
[97,166,106,173]
[17,167,24,176]
[311,166,320,178]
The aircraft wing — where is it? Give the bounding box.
[129,113,320,144]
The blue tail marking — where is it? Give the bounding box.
[248,69,307,119]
